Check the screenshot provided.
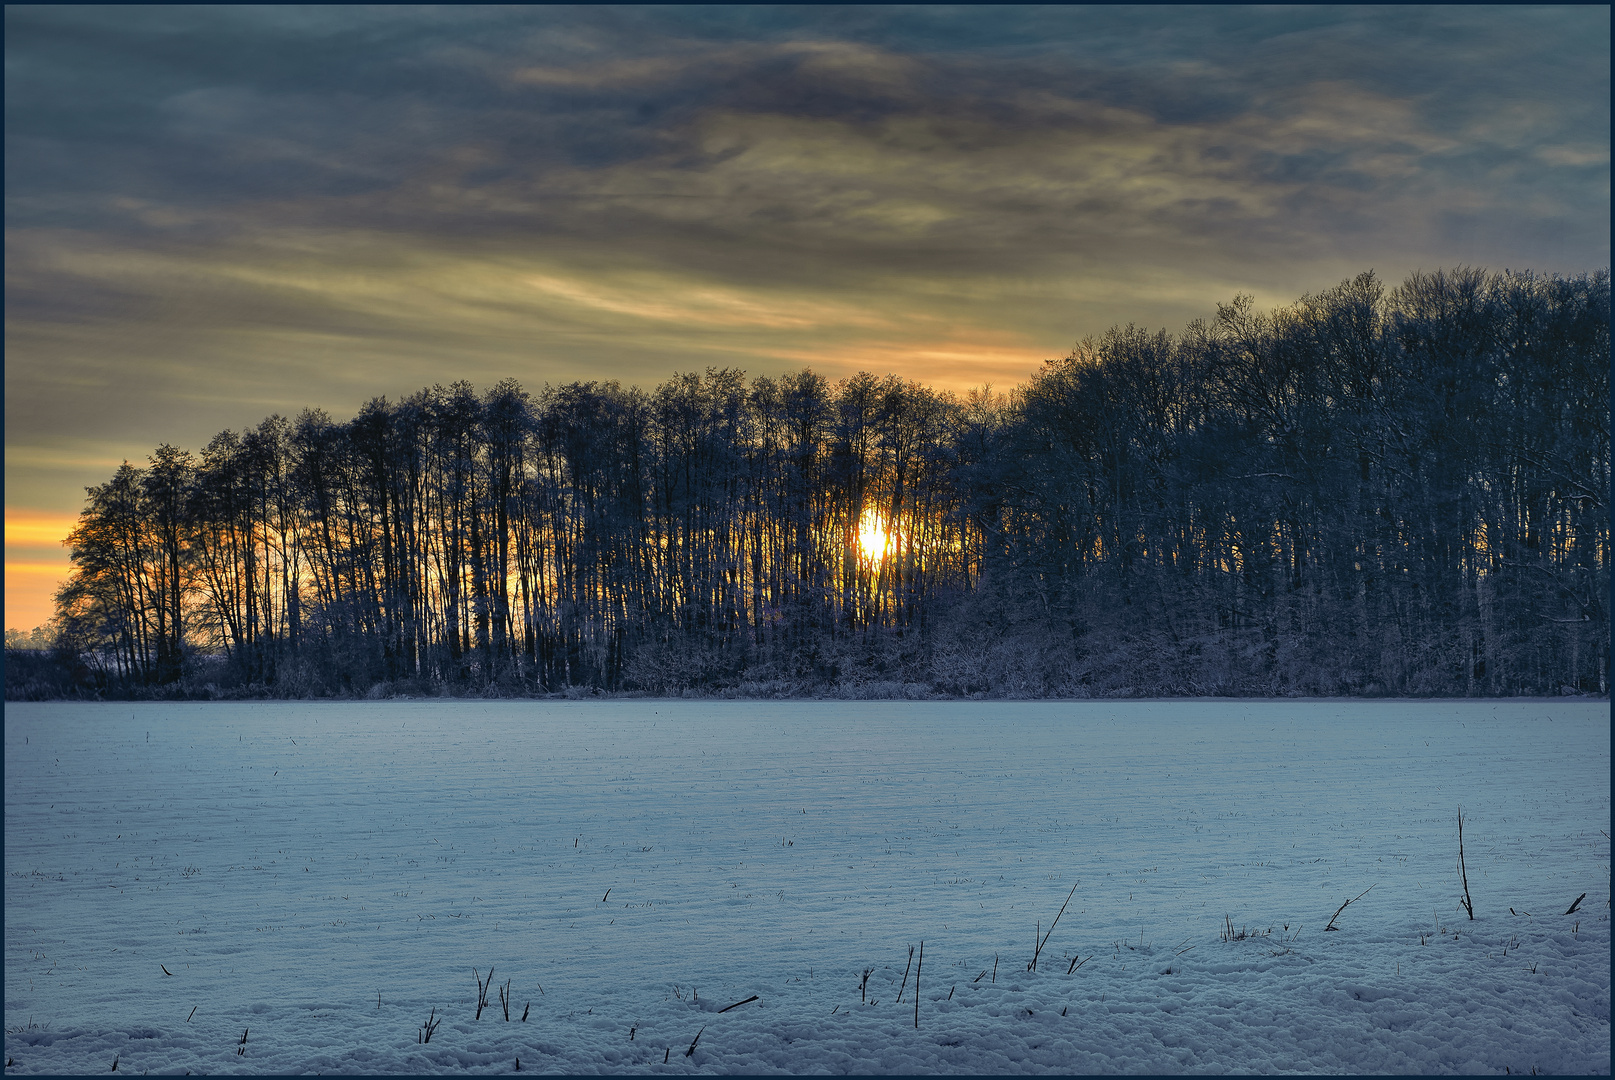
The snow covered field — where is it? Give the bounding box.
[4,699,1609,1075]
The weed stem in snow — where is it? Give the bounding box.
[914,941,923,1029]
[474,967,493,1020]
[1324,884,1377,931]
[1457,808,1475,920]
[1031,882,1079,972]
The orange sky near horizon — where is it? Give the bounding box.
[1,332,1048,633]
[6,508,79,630]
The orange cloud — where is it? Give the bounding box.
[6,507,80,548]
[5,508,78,630]
[762,334,1054,394]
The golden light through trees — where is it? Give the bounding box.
[8,8,1608,676]
[25,267,1610,700]
[856,509,893,567]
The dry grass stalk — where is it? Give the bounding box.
[474,967,494,1020]
[1324,884,1377,931]
[914,941,923,1029]
[1030,882,1079,972]
[1457,808,1475,920]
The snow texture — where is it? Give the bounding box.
[4,699,1609,1075]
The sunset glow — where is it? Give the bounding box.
[4,508,78,629]
[856,509,894,567]
[4,7,1607,639]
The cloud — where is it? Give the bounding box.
[6,508,80,548]
[510,54,707,90]
[4,510,79,630]
[4,3,1607,536]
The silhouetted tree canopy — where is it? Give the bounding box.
[18,267,1609,700]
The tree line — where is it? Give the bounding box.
[14,266,1608,699]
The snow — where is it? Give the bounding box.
[4,699,1609,1075]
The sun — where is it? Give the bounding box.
[856,509,892,565]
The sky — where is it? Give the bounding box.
[5,5,1610,631]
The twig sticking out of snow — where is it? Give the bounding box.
[1457,808,1475,920]
[1030,882,1079,972]
[718,995,758,1014]
[1324,884,1377,931]
[1220,917,1273,942]
[473,967,493,1020]
[897,945,914,1003]
[914,942,923,1029]
[685,1025,704,1058]
[860,969,873,1002]
[1565,893,1585,915]
[419,1008,440,1043]
[499,978,512,1020]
